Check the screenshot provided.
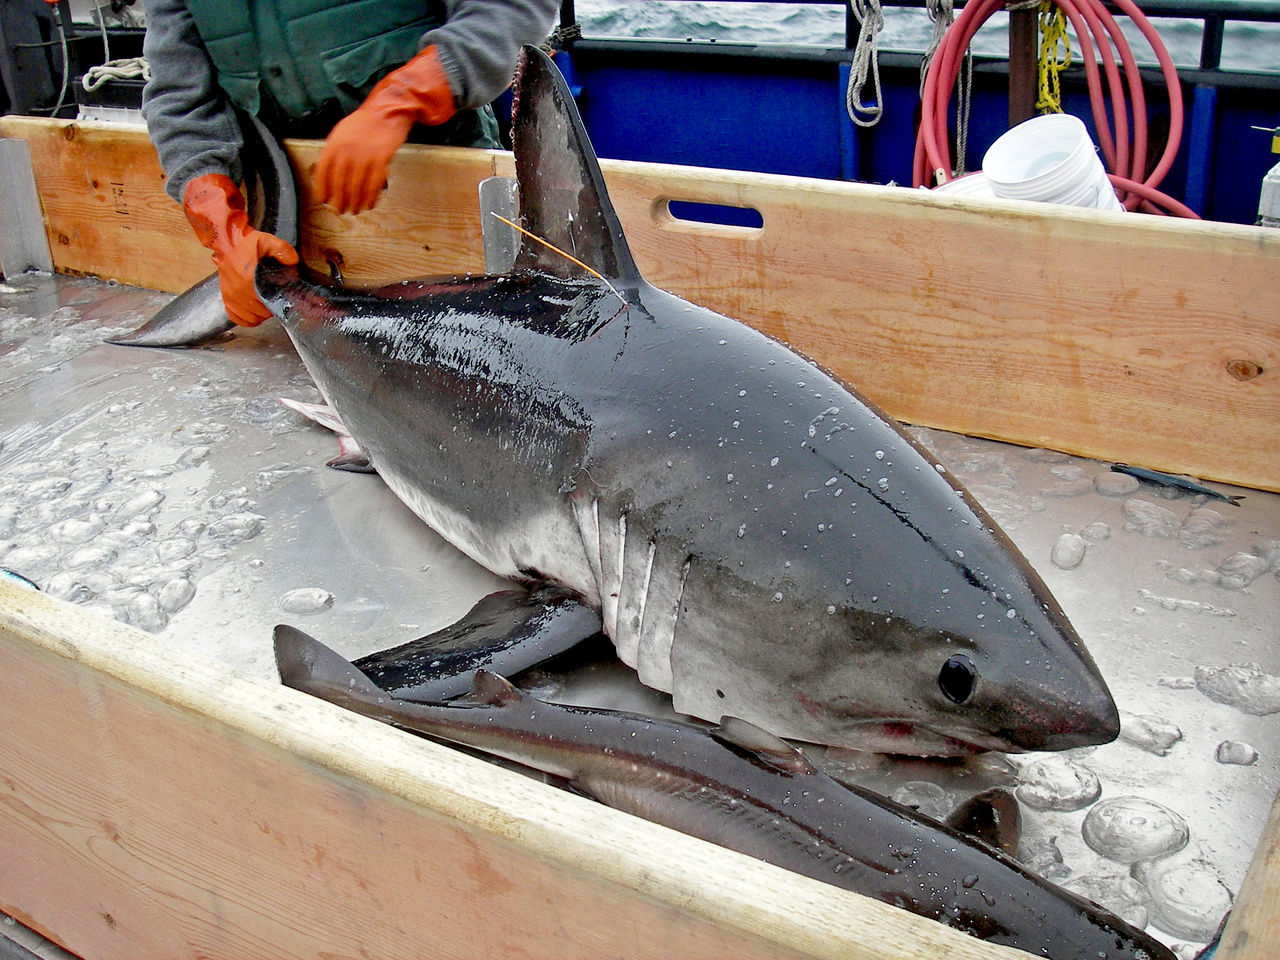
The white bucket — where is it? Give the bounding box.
[932,171,996,198]
[982,114,1123,212]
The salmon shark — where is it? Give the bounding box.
[275,625,1173,960]
[249,45,1119,756]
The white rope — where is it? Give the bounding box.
[81,57,151,92]
[49,6,71,118]
[845,0,884,127]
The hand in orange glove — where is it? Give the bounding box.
[184,171,298,325]
[312,45,457,215]
[183,173,299,327]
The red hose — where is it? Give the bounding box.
[914,0,1197,218]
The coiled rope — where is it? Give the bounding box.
[845,0,885,127]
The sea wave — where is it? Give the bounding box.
[576,0,1279,73]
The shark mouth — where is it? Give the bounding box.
[838,721,1012,758]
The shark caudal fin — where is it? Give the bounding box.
[110,109,299,347]
[510,46,641,287]
[274,624,386,703]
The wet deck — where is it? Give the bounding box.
[1,272,1277,954]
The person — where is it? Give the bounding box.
[140,0,560,326]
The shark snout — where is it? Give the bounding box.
[992,674,1121,752]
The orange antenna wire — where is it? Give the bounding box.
[489,213,623,300]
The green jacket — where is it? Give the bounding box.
[182,0,495,145]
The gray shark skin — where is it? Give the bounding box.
[275,625,1173,960]
[255,45,1119,756]
[108,109,299,348]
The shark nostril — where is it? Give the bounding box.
[939,654,977,704]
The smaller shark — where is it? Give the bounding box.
[276,624,1174,960]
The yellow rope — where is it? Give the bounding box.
[1036,1,1071,114]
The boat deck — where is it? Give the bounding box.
[1,272,1277,955]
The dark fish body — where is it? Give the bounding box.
[1111,464,1244,506]
[276,626,1173,960]
[254,47,1119,756]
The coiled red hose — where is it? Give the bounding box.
[913,0,1198,217]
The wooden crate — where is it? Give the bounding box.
[0,118,1277,960]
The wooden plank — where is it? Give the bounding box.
[1,117,1277,491]
[1216,788,1280,960]
[0,578,1028,960]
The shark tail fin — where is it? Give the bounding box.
[509,46,641,288]
[274,624,386,702]
[465,670,526,708]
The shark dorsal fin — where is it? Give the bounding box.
[466,669,526,707]
[712,716,818,775]
[510,46,641,287]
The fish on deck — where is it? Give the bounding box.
[275,624,1174,960]
[250,45,1120,757]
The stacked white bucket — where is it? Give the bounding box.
[981,113,1124,211]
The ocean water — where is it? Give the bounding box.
[576,0,1280,73]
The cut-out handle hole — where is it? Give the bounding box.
[666,200,764,229]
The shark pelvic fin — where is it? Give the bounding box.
[510,46,641,288]
[466,670,525,707]
[712,716,818,776]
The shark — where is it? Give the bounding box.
[275,625,1174,960]
[126,45,1120,756]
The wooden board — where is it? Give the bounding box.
[1,117,1277,491]
[0,578,1029,960]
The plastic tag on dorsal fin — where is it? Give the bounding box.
[712,716,817,775]
[466,670,526,708]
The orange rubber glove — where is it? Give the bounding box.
[312,45,457,215]
[183,173,299,327]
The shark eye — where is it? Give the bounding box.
[939,654,977,704]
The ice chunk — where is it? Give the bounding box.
[1123,499,1182,538]
[1195,663,1280,715]
[1015,756,1100,812]
[1134,859,1233,942]
[1050,533,1086,570]
[1095,473,1140,497]
[279,587,335,616]
[206,513,265,545]
[1062,874,1150,930]
[1214,740,1258,765]
[1019,836,1071,881]
[1119,712,1182,756]
[1081,796,1189,863]
[1214,552,1272,590]
[890,781,955,820]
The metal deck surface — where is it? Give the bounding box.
[1,272,1276,954]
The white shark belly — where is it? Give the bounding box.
[377,464,601,607]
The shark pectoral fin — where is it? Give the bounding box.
[466,670,525,707]
[943,787,1022,855]
[274,624,387,702]
[711,716,819,776]
[353,585,603,703]
[278,398,351,435]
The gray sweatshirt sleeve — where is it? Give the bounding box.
[428,0,560,109]
[140,0,244,203]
